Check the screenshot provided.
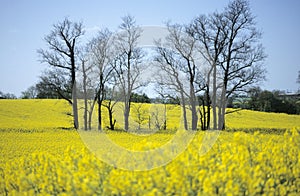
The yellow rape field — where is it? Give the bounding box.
[1,99,300,131]
[0,99,71,130]
[0,99,300,195]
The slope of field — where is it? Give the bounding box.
[0,99,71,130]
[226,108,300,129]
[0,99,300,130]
[0,99,300,195]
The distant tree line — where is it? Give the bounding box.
[228,88,300,114]
[0,91,16,99]
[130,93,150,103]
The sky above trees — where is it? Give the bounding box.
[0,0,299,96]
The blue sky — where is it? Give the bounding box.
[0,0,300,96]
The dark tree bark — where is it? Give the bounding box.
[102,85,119,130]
[197,84,211,130]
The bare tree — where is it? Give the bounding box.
[154,44,189,130]
[38,18,84,129]
[112,15,145,131]
[21,86,37,99]
[154,23,201,130]
[150,103,167,130]
[132,103,148,130]
[78,56,93,130]
[87,29,114,130]
[188,0,266,130]
[188,12,227,130]
[217,0,266,129]
[153,86,177,130]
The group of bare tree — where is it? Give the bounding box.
[38,15,145,131]
[154,0,266,130]
[38,0,266,131]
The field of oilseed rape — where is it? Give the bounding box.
[1,99,300,195]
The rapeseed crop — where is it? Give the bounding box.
[1,99,300,131]
[0,99,71,130]
[0,99,300,195]
[1,129,299,195]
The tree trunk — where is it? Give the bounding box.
[88,100,96,130]
[98,96,102,131]
[123,94,131,131]
[97,72,105,131]
[218,88,227,130]
[190,84,198,130]
[148,115,151,130]
[212,63,217,130]
[108,105,115,130]
[124,92,131,131]
[82,60,88,131]
[191,102,198,130]
[180,92,188,130]
[182,104,188,130]
[72,81,79,129]
[206,85,211,130]
[124,104,130,131]
[199,100,204,130]
[163,103,167,130]
[88,110,92,130]
[83,90,88,131]
[124,50,132,132]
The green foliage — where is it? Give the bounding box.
[130,93,151,103]
[229,88,300,114]
[247,88,300,114]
